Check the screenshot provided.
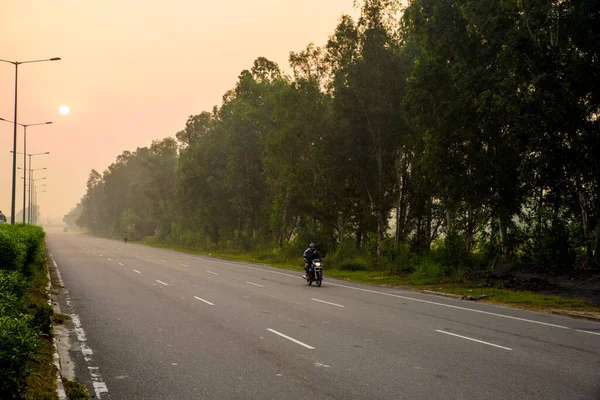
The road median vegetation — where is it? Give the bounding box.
[0,224,58,399]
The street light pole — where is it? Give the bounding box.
[10,149,50,223]
[28,166,47,223]
[1,119,53,224]
[32,184,46,225]
[0,56,60,224]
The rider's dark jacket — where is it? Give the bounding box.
[303,248,320,264]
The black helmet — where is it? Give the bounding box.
[309,243,316,249]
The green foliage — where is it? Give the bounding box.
[0,224,51,399]
[0,226,26,272]
[74,0,600,276]
[0,314,40,398]
[63,377,91,400]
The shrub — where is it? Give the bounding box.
[0,314,40,398]
[0,226,26,272]
[337,258,370,271]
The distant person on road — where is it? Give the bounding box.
[303,243,320,278]
[124,235,128,243]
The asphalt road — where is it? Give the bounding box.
[46,230,600,400]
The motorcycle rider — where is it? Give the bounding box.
[303,243,320,279]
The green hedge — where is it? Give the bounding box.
[0,225,47,399]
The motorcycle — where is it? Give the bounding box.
[306,258,323,287]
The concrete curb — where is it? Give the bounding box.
[421,290,465,300]
[550,310,600,323]
[47,265,67,400]
[421,290,489,301]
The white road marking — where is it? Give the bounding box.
[99,254,103,257]
[156,280,168,286]
[194,296,215,306]
[311,298,345,308]
[246,281,265,288]
[51,256,109,399]
[118,263,124,266]
[206,271,219,276]
[435,330,513,351]
[146,256,152,259]
[107,258,112,261]
[576,329,600,336]
[180,264,189,268]
[126,245,595,334]
[133,270,141,274]
[161,259,167,262]
[267,329,315,350]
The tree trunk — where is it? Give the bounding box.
[498,216,507,262]
[376,211,384,258]
[356,229,363,250]
[577,188,590,243]
[465,203,475,253]
[594,223,600,264]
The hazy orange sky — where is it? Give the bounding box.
[1,0,358,223]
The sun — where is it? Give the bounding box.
[59,105,70,116]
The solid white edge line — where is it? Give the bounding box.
[156,280,168,286]
[107,241,592,333]
[311,298,345,308]
[194,296,215,306]
[324,281,571,329]
[206,271,219,275]
[50,255,109,398]
[133,270,141,274]
[267,328,315,350]
[435,329,513,351]
[576,329,600,336]
[199,259,570,329]
[246,281,265,288]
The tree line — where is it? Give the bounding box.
[67,0,600,275]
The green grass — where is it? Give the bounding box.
[122,237,600,314]
[20,248,59,400]
[62,378,90,400]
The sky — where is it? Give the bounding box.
[0,0,358,223]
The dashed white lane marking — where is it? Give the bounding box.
[206,271,219,276]
[133,270,141,274]
[50,253,109,399]
[146,255,152,259]
[161,259,168,262]
[99,254,103,257]
[246,281,265,288]
[435,330,513,351]
[194,296,215,306]
[576,329,600,336]
[118,263,124,266]
[180,264,189,268]
[311,298,345,308]
[208,259,571,330]
[107,258,112,261]
[114,242,596,334]
[156,280,168,286]
[267,329,315,350]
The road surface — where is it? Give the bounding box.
[46,230,600,399]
